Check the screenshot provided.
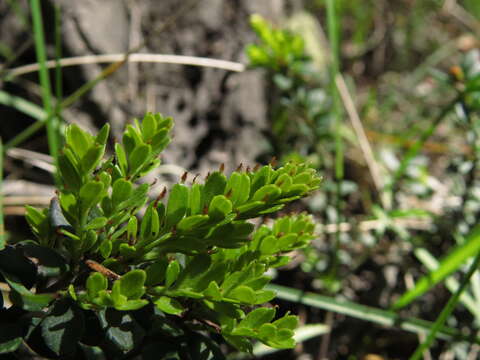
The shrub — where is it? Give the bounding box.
[0,113,321,359]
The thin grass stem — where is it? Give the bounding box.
[326,0,344,284]
[409,252,480,359]
[30,0,60,176]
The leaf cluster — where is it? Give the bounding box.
[0,113,320,358]
[246,14,333,158]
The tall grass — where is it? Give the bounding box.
[326,0,344,283]
[30,0,60,175]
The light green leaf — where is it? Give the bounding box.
[154,296,184,315]
[228,285,256,304]
[86,272,108,299]
[177,214,209,232]
[79,181,104,214]
[208,195,232,220]
[225,172,251,206]
[165,184,189,229]
[238,307,275,329]
[118,269,146,300]
[128,144,151,175]
[111,179,133,210]
[141,113,157,141]
[165,260,180,288]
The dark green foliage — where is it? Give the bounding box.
[0,113,320,359]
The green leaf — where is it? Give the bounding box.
[174,254,211,290]
[118,183,149,210]
[252,184,282,202]
[238,307,275,329]
[254,290,276,304]
[80,144,105,174]
[188,184,203,215]
[66,124,92,159]
[228,285,256,304]
[393,225,480,310]
[58,153,82,191]
[274,173,292,192]
[203,172,227,207]
[111,179,133,210]
[177,214,209,232]
[204,281,222,301]
[141,113,157,141]
[99,239,112,259]
[273,315,298,330]
[154,296,184,315]
[85,217,108,230]
[236,201,266,216]
[118,269,146,300]
[165,184,189,229]
[21,243,69,277]
[225,172,251,206]
[140,203,160,239]
[98,310,145,353]
[119,243,136,259]
[79,181,104,214]
[2,271,53,311]
[252,324,329,357]
[127,216,138,242]
[41,299,85,357]
[250,165,272,197]
[115,143,128,176]
[128,144,151,175]
[257,323,276,339]
[111,281,127,308]
[282,184,309,197]
[151,129,171,154]
[50,196,74,232]
[0,246,37,288]
[87,272,108,299]
[208,195,232,220]
[95,123,110,145]
[165,260,180,288]
[145,259,168,286]
[115,299,148,311]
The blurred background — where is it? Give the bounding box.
[2,0,480,359]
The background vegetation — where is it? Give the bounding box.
[2,0,480,359]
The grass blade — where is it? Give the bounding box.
[30,0,60,169]
[415,247,480,322]
[268,284,480,344]
[393,225,480,310]
[54,3,63,114]
[0,90,47,120]
[326,0,344,285]
[409,252,480,359]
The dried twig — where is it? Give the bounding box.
[6,54,246,78]
[318,217,432,234]
[335,75,385,205]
